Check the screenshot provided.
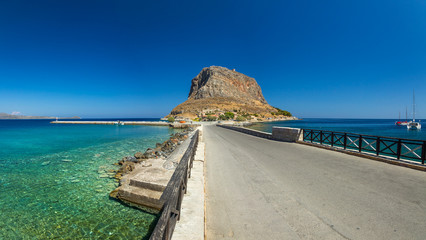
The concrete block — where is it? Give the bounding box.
[272,127,301,142]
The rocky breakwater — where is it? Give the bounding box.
[109,128,194,211]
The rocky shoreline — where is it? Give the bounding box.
[109,127,196,199]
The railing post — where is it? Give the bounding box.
[188,152,194,179]
[422,141,426,165]
[331,132,334,147]
[397,139,402,160]
[344,133,347,150]
[320,131,323,144]
[184,167,188,194]
[177,181,184,221]
[302,129,305,141]
[376,137,380,156]
[310,130,313,143]
[164,217,170,240]
[359,135,362,152]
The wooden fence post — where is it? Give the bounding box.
[344,133,347,150]
[376,137,380,156]
[397,139,402,160]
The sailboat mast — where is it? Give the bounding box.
[413,90,416,121]
[406,107,408,122]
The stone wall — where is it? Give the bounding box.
[271,127,302,142]
[218,125,273,140]
[218,125,302,142]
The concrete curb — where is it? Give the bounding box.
[173,126,205,240]
[217,124,302,142]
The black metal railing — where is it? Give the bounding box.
[303,129,426,164]
[149,130,199,240]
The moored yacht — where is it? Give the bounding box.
[407,121,421,130]
[395,108,409,126]
[407,91,421,130]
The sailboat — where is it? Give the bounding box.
[407,91,421,130]
[395,108,409,126]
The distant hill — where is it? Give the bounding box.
[168,66,292,120]
[0,113,80,119]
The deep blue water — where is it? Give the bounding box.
[249,118,426,140]
[0,119,176,239]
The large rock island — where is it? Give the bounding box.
[168,66,292,121]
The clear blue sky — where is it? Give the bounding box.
[1,0,425,118]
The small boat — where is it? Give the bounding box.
[115,120,124,126]
[396,121,408,126]
[407,121,421,130]
[395,108,408,126]
[407,91,421,130]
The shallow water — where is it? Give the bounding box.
[0,119,177,239]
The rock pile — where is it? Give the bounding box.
[113,128,193,180]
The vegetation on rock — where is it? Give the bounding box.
[167,66,292,121]
[206,115,217,121]
[219,112,234,120]
[167,117,175,122]
[235,116,246,121]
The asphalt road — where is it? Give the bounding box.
[204,125,426,240]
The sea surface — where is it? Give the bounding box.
[248,118,426,140]
[0,119,178,239]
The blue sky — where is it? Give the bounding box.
[1,0,425,118]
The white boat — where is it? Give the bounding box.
[407,91,421,130]
[407,121,421,130]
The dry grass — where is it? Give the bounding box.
[168,97,277,118]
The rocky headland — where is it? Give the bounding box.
[108,66,294,210]
[168,66,293,121]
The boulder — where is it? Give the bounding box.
[134,152,144,159]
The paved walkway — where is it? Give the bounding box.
[204,125,426,240]
[174,126,205,240]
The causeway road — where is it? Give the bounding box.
[204,125,426,240]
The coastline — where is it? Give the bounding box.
[0,119,177,239]
[109,126,197,212]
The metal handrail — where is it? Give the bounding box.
[303,129,426,164]
[303,128,424,142]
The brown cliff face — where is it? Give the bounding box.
[169,66,277,118]
[188,66,267,103]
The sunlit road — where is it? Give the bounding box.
[204,125,426,240]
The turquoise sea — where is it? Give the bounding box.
[0,119,177,239]
[249,118,426,140]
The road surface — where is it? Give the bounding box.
[204,125,426,240]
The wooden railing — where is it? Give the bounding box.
[149,130,199,240]
[303,129,426,164]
